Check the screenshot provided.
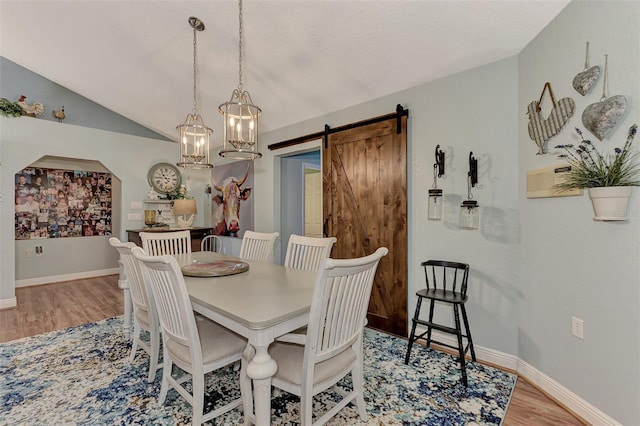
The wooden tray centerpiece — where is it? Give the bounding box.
[181,260,249,277]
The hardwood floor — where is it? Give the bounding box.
[0,275,585,425]
[0,275,123,343]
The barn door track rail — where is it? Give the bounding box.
[267,104,409,151]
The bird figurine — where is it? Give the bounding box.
[53,106,66,122]
[17,95,44,117]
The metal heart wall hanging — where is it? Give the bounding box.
[582,95,627,140]
[573,42,600,96]
[572,65,600,96]
[527,82,575,154]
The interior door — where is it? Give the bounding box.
[304,167,322,237]
[322,116,407,336]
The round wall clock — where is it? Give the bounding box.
[147,162,182,194]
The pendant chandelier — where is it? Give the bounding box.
[218,0,262,160]
[177,17,213,169]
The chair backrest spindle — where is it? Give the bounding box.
[284,234,337,272]
[238,230,279,263]
[422,260,469,296]
[306,247,388,365]
[201,234,224,253]
[140,230,191,256]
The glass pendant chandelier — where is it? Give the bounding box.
[177,17,213,169]
[218,0,262,160]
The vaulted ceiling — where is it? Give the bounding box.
[0,0,570,144]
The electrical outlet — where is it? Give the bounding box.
[128,213,143,221]
[572,316,584,340]
[130,201,143,209]
[25,248,33,257]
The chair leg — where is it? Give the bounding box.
[191,372,205,426]
[147,328,160,382]
[159,347,171,404]
[425,299,436,348]
[352,338,368,421]
[460,303,476,361]
[300,383,314,426]
[129,320,140,362]
[453,304,467,386]
[404,297,423,364]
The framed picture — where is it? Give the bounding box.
[15,167,112,239]
[210,161,254,238]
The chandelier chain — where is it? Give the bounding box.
[192,23,198,113]
[238,0,244,91]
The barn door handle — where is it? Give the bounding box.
[323,216,330,237]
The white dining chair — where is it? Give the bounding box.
[140,230,191,256]
[201,234,224,253]
[243,247,389,426]
[284,234,337,272]
[109,237,162,382]
[132,247,248,425]
[238,230,279,263]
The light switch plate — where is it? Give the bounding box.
[128,213,143,221]
[130,201,143,209]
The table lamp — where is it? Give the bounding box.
[173,199,197,228]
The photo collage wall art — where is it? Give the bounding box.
[15,167,112,239]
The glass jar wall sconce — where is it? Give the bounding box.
[460,152,480,229]
[428,145,445,220]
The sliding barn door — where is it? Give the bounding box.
[323,116,407,336]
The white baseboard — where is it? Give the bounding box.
[417,327,620,425]
[0,297,17,310]
[517,359,620,426]
[15,268,120,288]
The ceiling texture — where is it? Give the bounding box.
[1,0,570,144]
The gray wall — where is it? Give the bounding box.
[1,56,213,291]
[1,118,179,292]
[1,56,171,141]
[518,1,640,424]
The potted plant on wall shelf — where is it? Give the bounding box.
[554,124,640,221]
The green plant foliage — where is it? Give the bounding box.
[554,124,640,190]
[0,98,23,117]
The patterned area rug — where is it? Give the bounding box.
[0,317,516,425]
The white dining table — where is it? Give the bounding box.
[174,251,316,426]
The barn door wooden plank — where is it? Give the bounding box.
[323,116,407,337]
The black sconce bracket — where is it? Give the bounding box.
[434,145,445,177]
[468,152,478,187]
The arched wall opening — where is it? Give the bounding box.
[13,155,121,286]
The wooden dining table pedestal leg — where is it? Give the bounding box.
[246,342,278,426]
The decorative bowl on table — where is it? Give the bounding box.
[181,260,249,277]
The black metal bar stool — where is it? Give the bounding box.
[404,260,476,386]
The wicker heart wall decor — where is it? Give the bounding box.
[572,42,600,96]
[581,55,627,140]
[527,82,575,154]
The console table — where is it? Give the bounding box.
[126,227,213,252]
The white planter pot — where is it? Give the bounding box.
[588,186,632,221]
